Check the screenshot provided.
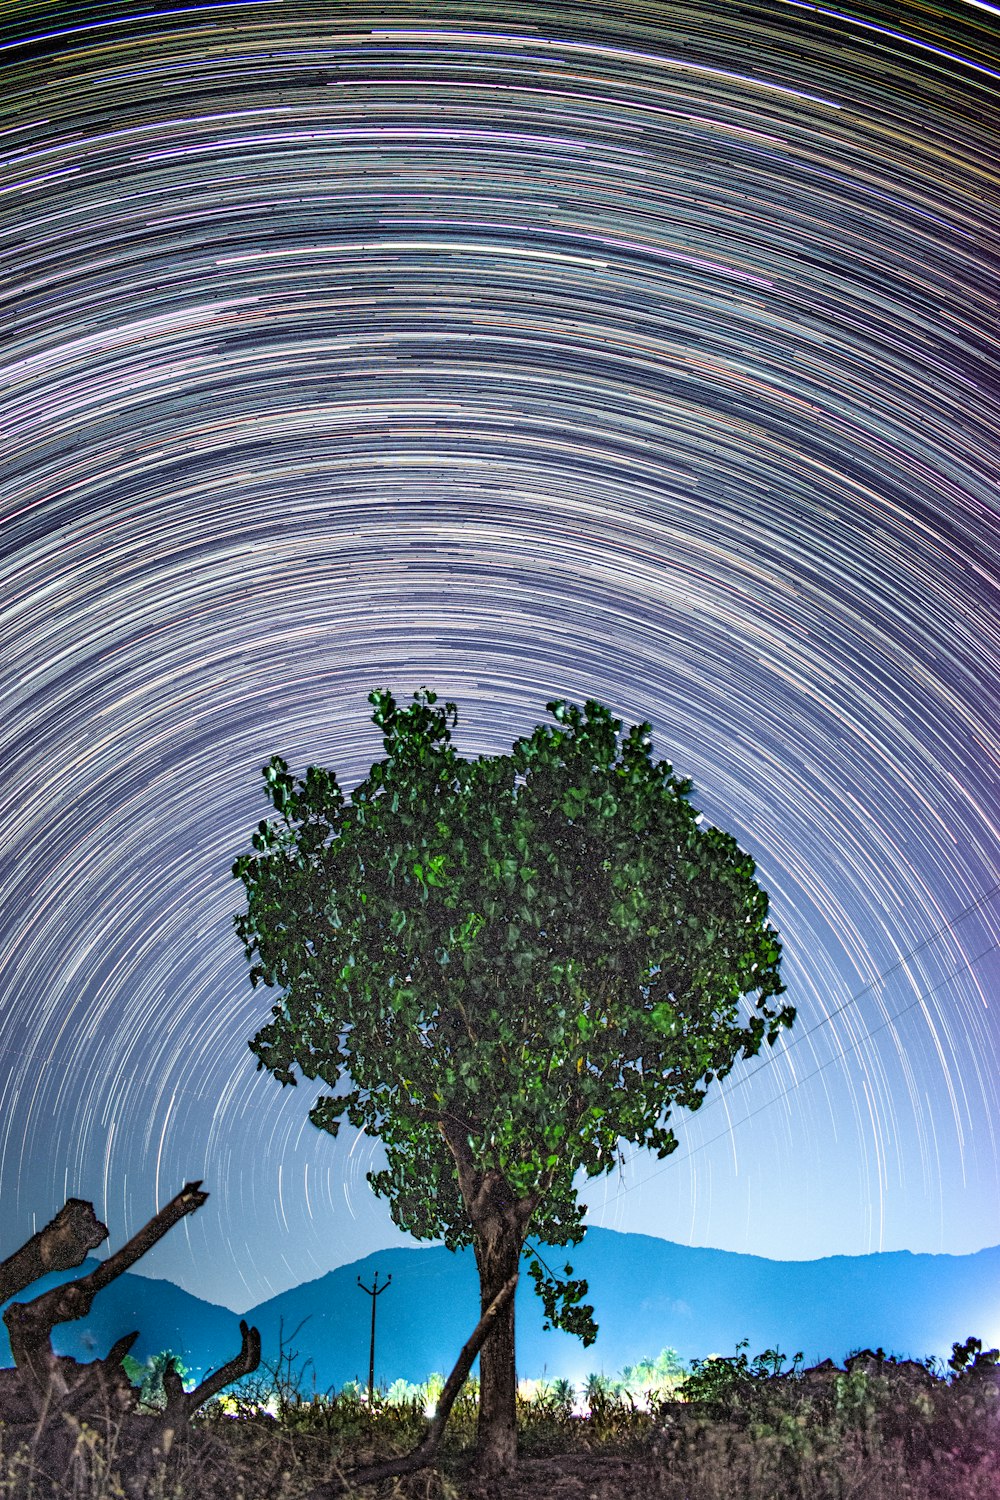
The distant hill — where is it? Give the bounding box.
[239,1230,1000,1391]
[3,1229,997,1389]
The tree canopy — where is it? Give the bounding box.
[233,689,793,1469]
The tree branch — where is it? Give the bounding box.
[4,1183,209,1394]
[438,1117,483,1211]
[177,1319,262,1420]
[301,1270,518,1500]
[0,1200,108,1305]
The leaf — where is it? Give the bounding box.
[526,1258,597,1346]
[650,1002,676,1035]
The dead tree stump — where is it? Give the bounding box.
[0,1184,260,1497]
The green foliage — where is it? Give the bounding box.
[583,1371,615,1414]
[683,1339,802,1413]
[121,1350,192,1410]
[619,1347,688,1395]
[234,690,792,1336]
[546,1377,576,1415]
[3,1338,999,1500]
[526,1254,597,1345]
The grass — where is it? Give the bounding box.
[1,1341,998,1499]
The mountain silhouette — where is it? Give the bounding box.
[3,1228,996,1389]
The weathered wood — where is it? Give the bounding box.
[0,1199,108,1304]
[159,1319,262,1427]
[0,1181,255,1498]
[4,1181,209,1396]
[61,1331,141,1418]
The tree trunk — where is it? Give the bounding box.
[301,1271,517,1500]
[437,1122,538,1476]
[472,1209,523,1475]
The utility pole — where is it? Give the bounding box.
[357,1269,392,1403]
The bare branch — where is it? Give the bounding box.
[301,1270,518,1500]
[161,1359,188,1429]
[86,1181,209,1298]
[180,1319,262,1418]
[0,1200,108,1304]
[419,1270,518,1454]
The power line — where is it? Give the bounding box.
[768,878,1000,1058]
[613,934,1000,1199]
[668,877,1000,1132]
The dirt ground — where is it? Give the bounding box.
[457,1455,653,1500]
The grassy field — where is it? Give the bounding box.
[1,1342,998,1498]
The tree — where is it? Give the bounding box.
[233,690,793,1473]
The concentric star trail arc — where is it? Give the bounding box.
[0,0,997,1310]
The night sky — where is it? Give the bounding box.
[1,0,998,1323]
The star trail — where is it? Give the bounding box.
[1,0,998,1315]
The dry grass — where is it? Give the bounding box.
[1,1353,997,1499]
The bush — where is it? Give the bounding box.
[681,1339,802,1416]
